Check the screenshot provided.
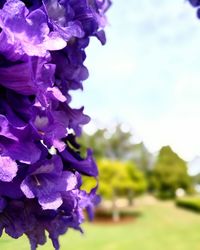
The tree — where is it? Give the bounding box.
[78,124,134,160]
[82,159,147,220]
[79,124,153,170]
[131,142,154,175]
[126,161,147,205]
[97,159,147,199]
[105,124,134,159]
[78,129,107,159]
[150,146,192,199]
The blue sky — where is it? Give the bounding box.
[71,0,200,161]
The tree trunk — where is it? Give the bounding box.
[112,190,119,222]
[128,189,134,206]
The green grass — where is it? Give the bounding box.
[1,197,200,250]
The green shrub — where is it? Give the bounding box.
[176,197,200,212]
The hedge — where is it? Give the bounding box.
[176,197,200,212]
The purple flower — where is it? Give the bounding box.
[79,186,101,220]
[0,0,66,60]
[43,0,85,41]
[61,147,98,176]
[0,115,42,164]
[0,156,18,182]
[188,0,200,18]
[0,197,6,212]
[20,155,77,210]
[0,0,110,249]
[0,57,56,95]
[188,0,200,7]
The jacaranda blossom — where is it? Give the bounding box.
[188,0,200,7]
[188,0,200,17]
[0,0,111,249]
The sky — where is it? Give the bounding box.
[71,0,200,162]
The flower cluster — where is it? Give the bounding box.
[188,0,200,17]
[0,0,110,249]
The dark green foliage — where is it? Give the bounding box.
[150,146,192,199]
[176,197,200,212]
[131,142,153,174]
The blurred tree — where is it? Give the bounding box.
[78,123,152,206]
[105,124,133,159]
[78,124,134,160]
[78,124,153,173]
[150,146,192,199]
[78,129,107,159]
[131,142,154,174]
[81,159,147,220]
[192,174,200,184]
[125,161,147,205]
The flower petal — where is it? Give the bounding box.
[0,156,18,182]
[39,192,63,210]
[20,178,35,199]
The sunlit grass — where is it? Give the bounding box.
[1,196,200,250]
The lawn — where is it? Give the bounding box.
[1,196,200,250]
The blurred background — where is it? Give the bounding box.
[3,0,200,249]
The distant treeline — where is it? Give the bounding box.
[78,124,193,200]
